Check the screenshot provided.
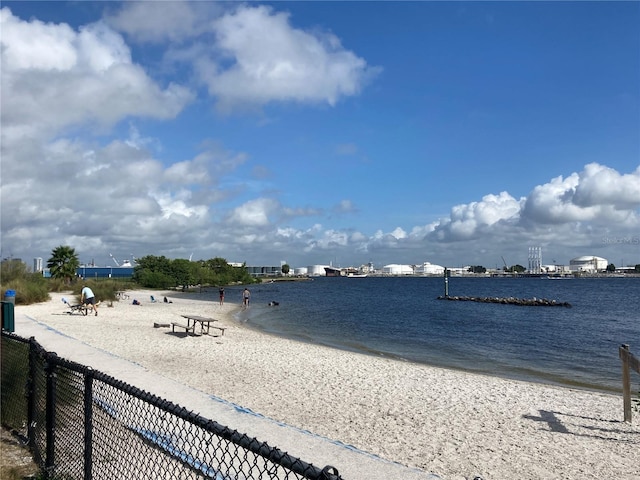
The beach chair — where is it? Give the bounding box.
[150,295,157,303]
[62,297,87,316]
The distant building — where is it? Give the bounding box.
[307,265,330,276]
[77,266,134,279]
[294,267,308,276]
[569,256,608,273]
[541,264,570,273]
[246,266,281,277]
[382,264,414,275]
[446,267,472,276]
[33,257,43,272]
[360,262,375,274]
[415,262,445,275]
[616,266,638,274]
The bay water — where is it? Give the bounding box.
[231,276,639,392]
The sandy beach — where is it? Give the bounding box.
[11,289,640,480]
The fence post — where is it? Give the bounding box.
[84,371,94,480]
[620,344,632,423]
[27,338,38,451]
[44,353,58,478]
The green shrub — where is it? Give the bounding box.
[0,257,138,305]
[135,270,174,289]
[1,275,50,305]
[48,277,70,293]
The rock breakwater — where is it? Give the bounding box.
[437,295,571,307]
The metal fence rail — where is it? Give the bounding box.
[1,332,342,480]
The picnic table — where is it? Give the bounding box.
[171,314,226,336]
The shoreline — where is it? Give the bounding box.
[232,299,620,396]
[11,289,640,479]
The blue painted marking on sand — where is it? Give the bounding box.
[131,427,235,480]
[205,394,434,475]
[92,392,235,480]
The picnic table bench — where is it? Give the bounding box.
[180,315,226,336]
[170,321,198,335]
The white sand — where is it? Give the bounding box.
[12,289,640,480]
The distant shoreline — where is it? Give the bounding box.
[258,273,640,280]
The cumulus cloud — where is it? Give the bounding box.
[522,163,640,225]
[226,198,280,227]
[422,163,639,255]
[105,1,213,44]
[0,8,193,145]
[204,5,380,111]
[430,192,524,241]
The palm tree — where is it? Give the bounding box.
[47,245,80,283]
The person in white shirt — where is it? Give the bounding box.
[81,285,98,316]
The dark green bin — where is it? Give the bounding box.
[1,301,15,332]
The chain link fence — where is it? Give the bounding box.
[1,331,342,480]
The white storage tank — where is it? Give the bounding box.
[307,265,329,276]
[569,256,608,273]
[382,264,414,275]
[415,262,445,275]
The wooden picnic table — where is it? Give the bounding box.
[177,314,225,336]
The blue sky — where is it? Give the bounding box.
[1,1,639,270]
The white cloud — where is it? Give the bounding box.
[77,21,132,72]
[572,163,640,209]
[0,7,77,71]
[430,192,523,241]
[522,163,640,225]
[227,198,279,227]
[390,227,408,240]
[205,5,380,112]
[105,1,212,44]
[314,229,350,249]
[0,8,193,145]
[333,200,357,214]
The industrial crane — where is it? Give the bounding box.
[109,253,121,267]
[501,256,508,272]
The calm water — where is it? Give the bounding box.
[230,277,639,392]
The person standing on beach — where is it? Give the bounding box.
[242,288,250,308]
[80,285,98,316]
[218,287,225,305]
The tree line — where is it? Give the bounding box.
[132,255,256,289]
[42,245,257,289]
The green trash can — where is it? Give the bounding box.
[1,301,15,332]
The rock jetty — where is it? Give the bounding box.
[437,295,571,307]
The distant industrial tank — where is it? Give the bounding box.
[307,265,329,276]
[382,264,414,275]
[569,256,608,273]
[415,262,445,275]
